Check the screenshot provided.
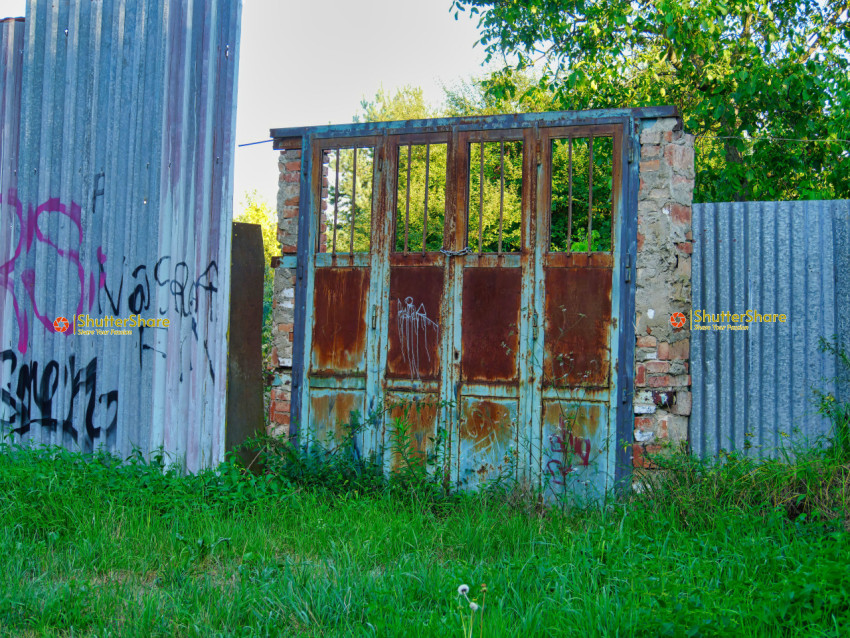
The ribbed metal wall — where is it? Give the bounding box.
[692,201,850,458]
[0,1,242,471]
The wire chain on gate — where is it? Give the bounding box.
[439,247,471,257]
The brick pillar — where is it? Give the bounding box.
[633,117,695,468]
[267,149,301,437]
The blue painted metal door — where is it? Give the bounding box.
[286,113,634,499]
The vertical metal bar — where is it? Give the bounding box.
[423,143,430,253]
[332,150,340,254]
[405,144,412,252]
[478,141,484,254]
[350,147,357,254]
[567,138,573,254]
[499,140,505,254]
[588,136,594,252]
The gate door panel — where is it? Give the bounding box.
[304,138,380,453]
[537,125,624,501]
[281,111,640,499]
[453,130,529,490]
[383,134,451,470]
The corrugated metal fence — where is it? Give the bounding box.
[0,1,242,471]
[691,200,850,458]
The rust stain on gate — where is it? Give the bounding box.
[460,399,513,450]
[461,268,521,383]
[544,267,612,387]
[311,268,370,374]
[271,107,672,498]
[388,397,439,468]
[387,267,443,380]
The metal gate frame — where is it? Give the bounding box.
[272,107,676,495]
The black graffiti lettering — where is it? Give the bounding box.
[191,261,219,322]
[99,390,118,437]
[129,265,151,314]
[33,360,59,429]
[1,350,18,429]
[99,257,126,315]
[154,256,172,315]
[82,357,100,440]
[171,262,190,316]
[0,349,116,443]
[14,361,36,435]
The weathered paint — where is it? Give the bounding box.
[0,18,25,380]
[543,267,612,387]
[309,390,362,447]
[311,267,370,374]
[276,110,664,499]
[692,200,850,458]
[461,267,521,383]
[541,401,608,501]
[387,394,439,468]
[457,397,516,488]
[0,1,242,471]
[386,266,443,380]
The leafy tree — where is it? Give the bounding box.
[326,84,616,254]
[451,0,850,202]
[235,192,277,269]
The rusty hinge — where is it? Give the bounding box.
[377,147,383,173]
[625,254,632,283]
[532,311,539,340]
[371,305,377,330]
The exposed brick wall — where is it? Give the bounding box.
[266,149,300,438]
[268,118,696,470]
[632,117,694,468]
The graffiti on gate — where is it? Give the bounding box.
[546,413,592,485]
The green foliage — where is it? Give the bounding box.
[452,0,850,202]
[357,84,617,253]
[395,142,449,252]
[234,191,277,270]
[815,336,850,461]
[467,140,523,252]
[550,136,614,252]
[357,85,435,122]
[2,434,849,636]
[325,146,375,253]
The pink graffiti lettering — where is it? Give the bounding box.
[0,189,107,353]
[546,413,592,485]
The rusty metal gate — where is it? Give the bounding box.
[272,109,664,498]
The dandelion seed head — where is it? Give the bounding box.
[457,584,470,596]
[469,602,479,611]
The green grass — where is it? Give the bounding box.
[1,440,848,637]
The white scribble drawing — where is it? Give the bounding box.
[397,296,438,379]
